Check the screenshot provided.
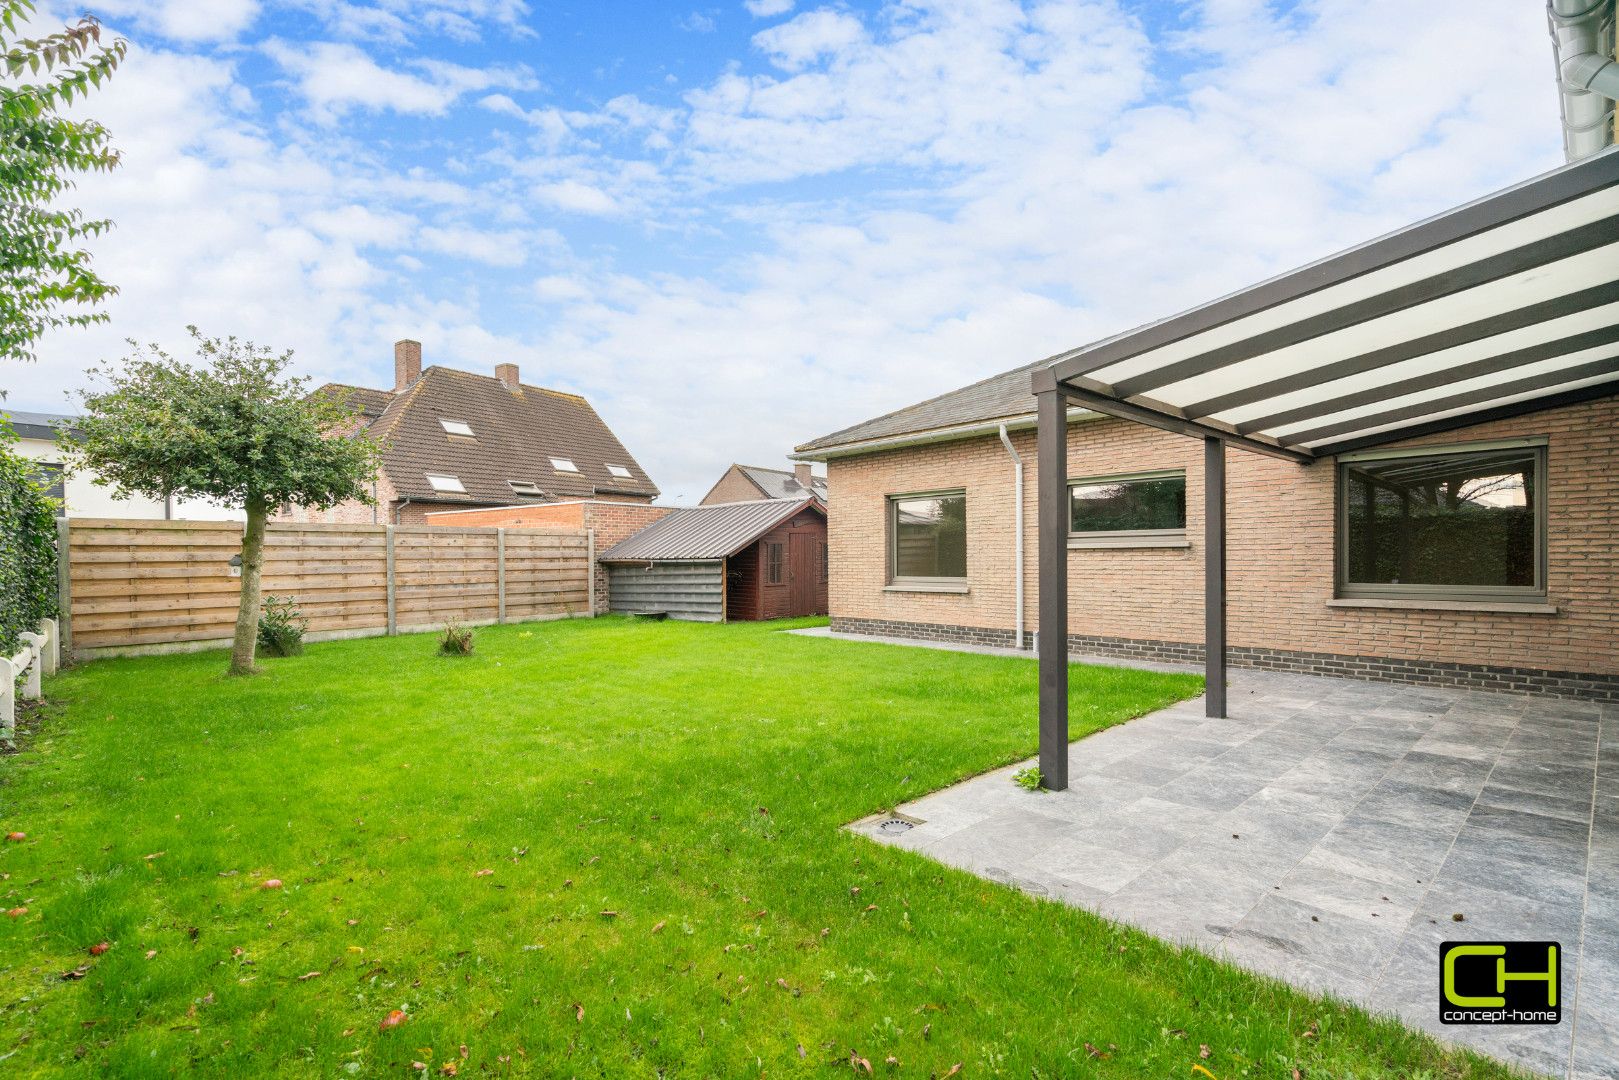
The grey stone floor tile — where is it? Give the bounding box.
[1492,756,1605,798]
[1382,750,1496,796]
[1227,892,1406,981]
[1274,862,1426,924]
[1477,783,1594,825]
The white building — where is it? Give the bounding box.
[4,410,244,521]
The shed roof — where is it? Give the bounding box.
[600,498,823,562]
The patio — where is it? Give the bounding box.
[852,669,1617,1079]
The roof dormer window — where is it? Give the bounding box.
[439,419,475,437]
[550,457,579,472]
[508,480,543,497]
[426,473,466,493]
[605,464,632,479]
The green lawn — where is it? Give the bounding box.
[0,617,1517,1078]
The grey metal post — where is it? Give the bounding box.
[385,524,397,635]
[55,517,71,661]
[1034,379,1069,791]
[496,528,507,624]
[1204,437,1227,718]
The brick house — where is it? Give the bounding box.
[795,159,1619,703]
[701,462,828,505]
[280,340,657,526]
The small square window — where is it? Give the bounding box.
[606,464,632,479]
[439,419,474,437]
[426,473,466,494]
[550,457,578,472]
[508,480,543,497]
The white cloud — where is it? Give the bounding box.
[95,0,261,43]
[743,0,795,16]
[531,179,620,216]
[263,39,535,122]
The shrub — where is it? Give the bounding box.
[439,620,474,656]
[0,429,60,655]
[256,595,307,657]
[1012,766,1043,792]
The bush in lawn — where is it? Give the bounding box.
[0,429,60,655]
[439,621,474,656]
[256,595,307,657]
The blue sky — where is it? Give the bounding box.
[11,0,1563,501]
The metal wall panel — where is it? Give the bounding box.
[606,560,725,622]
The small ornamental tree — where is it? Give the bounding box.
[73,329,381,675]
[1,2,126,366]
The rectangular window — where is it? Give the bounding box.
[889,492,967,581]
[1338,443,1546,602]
[605,464,632,479]
[439,419,475,437]
[426,473,466,494]
[765,542,785,584]
[33,462,65,501]
[1069,470,1186,547]
[818,540,828,583]
[508,480,542,497]
[550,457,579,472]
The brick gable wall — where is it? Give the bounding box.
[702,467,768,505]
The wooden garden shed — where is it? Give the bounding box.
[599,498,827,622]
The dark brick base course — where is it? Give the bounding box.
[828,616,1619,702]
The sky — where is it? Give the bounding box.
[5,0,1565,503]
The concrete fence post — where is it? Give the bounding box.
[587,529,596,618]
[17,633,44,700]
[55,516,71,661]
[497,527,507,625]
[39,618,58,675]
[385,524,397,636]
[0,655,14,746]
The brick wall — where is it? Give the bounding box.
[423,500,672,611]
[702,466,767,505]
[825,394,1619,693]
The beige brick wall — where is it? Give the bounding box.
[828,395,1619,678]
[701,466,767,505]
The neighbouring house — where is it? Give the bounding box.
[2,410,242,521]
[701,462,828,505]
[280,340,657,526]
[422,499,674,615]
[598,498,828,622]
[794,150,1619,704]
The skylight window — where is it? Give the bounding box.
[605,464,632,479]
[426,473,466,494]
[439,419,475,437]
[550,457,579,472]
[508,480,543,497]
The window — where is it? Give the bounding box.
[1069,470,1186,547]
[1338,442,1545,602]
[439,419,475,437]
[765,542,785,584]
[550,457,578,472]
[818,540,828,583]
[508,480,543,497]
[605,464,633,479]
[425,473,466,494]
[33,462,65,501]
[888,492,967,581]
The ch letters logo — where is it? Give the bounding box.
[1440,942,1560,1025]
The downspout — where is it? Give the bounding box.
[393,496,412,525]
[998,423,1026,651]
[1549,0,1618,161]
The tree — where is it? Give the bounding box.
[72,329,381,675]
[1,1,125,366]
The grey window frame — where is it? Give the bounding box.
[1067,469,1189,549]
[1335,438,1548,604]
[887,488,967,585]
[765,541,785,585]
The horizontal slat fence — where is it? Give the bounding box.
[61,519,592,658]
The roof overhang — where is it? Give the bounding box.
[792,407,1098,461]
[1036,147,1619,463]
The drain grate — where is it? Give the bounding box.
[877,819,915,835]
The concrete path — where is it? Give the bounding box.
[845,666,1617,1079]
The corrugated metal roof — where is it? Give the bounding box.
[600,497,822,561]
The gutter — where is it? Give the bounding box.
[1550,0,1618,161]
[791,406,1097,462]
[997,423,1026,651]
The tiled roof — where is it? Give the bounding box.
[737,464,828,500]
[311,383,394,421]
[354,367,658,504]
[600,497,821,561]
[795,358,1048,453]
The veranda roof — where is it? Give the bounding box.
[1035,146,1619,461]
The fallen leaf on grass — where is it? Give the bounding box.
[261,879,283,890]
[379,1009,407,1032]
[6,907,26,918]
[88,942,111,956]
[599,910,618,918]
[1084,1042,1108,1059]
[885,1055,899,1066]
[474,869,494,878]
[5,832,25,842]
[439,1063,458,1076]
[145,950,157,960]
[297,971,322,981]
[572,1003,584,1023]
[849,1051,872,1074]
[144,852,165,861]
[61,966,90,981]
[650,920,665,934]
[943,1065,962,1077]
[1199,1044,1212,1059]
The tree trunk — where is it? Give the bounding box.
[229,500,268,676]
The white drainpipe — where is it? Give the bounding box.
[998,423,1026,651]
[1549,0,1619,161]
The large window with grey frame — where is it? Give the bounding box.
[1068,470,1186,546]
[888,491,967,582]
[1337,442,1546,602]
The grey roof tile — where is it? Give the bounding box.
[600,497,822,561]
[795,358,1046,452]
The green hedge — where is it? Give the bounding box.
[0,430,59,655]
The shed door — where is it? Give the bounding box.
[788,533,815,616]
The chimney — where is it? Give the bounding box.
[496,363,520,391]
[394,339,422,390]
[794,463,814,489]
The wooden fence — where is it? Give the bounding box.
[58,518,593,658]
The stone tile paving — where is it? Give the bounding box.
[848,668,1617,1079]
